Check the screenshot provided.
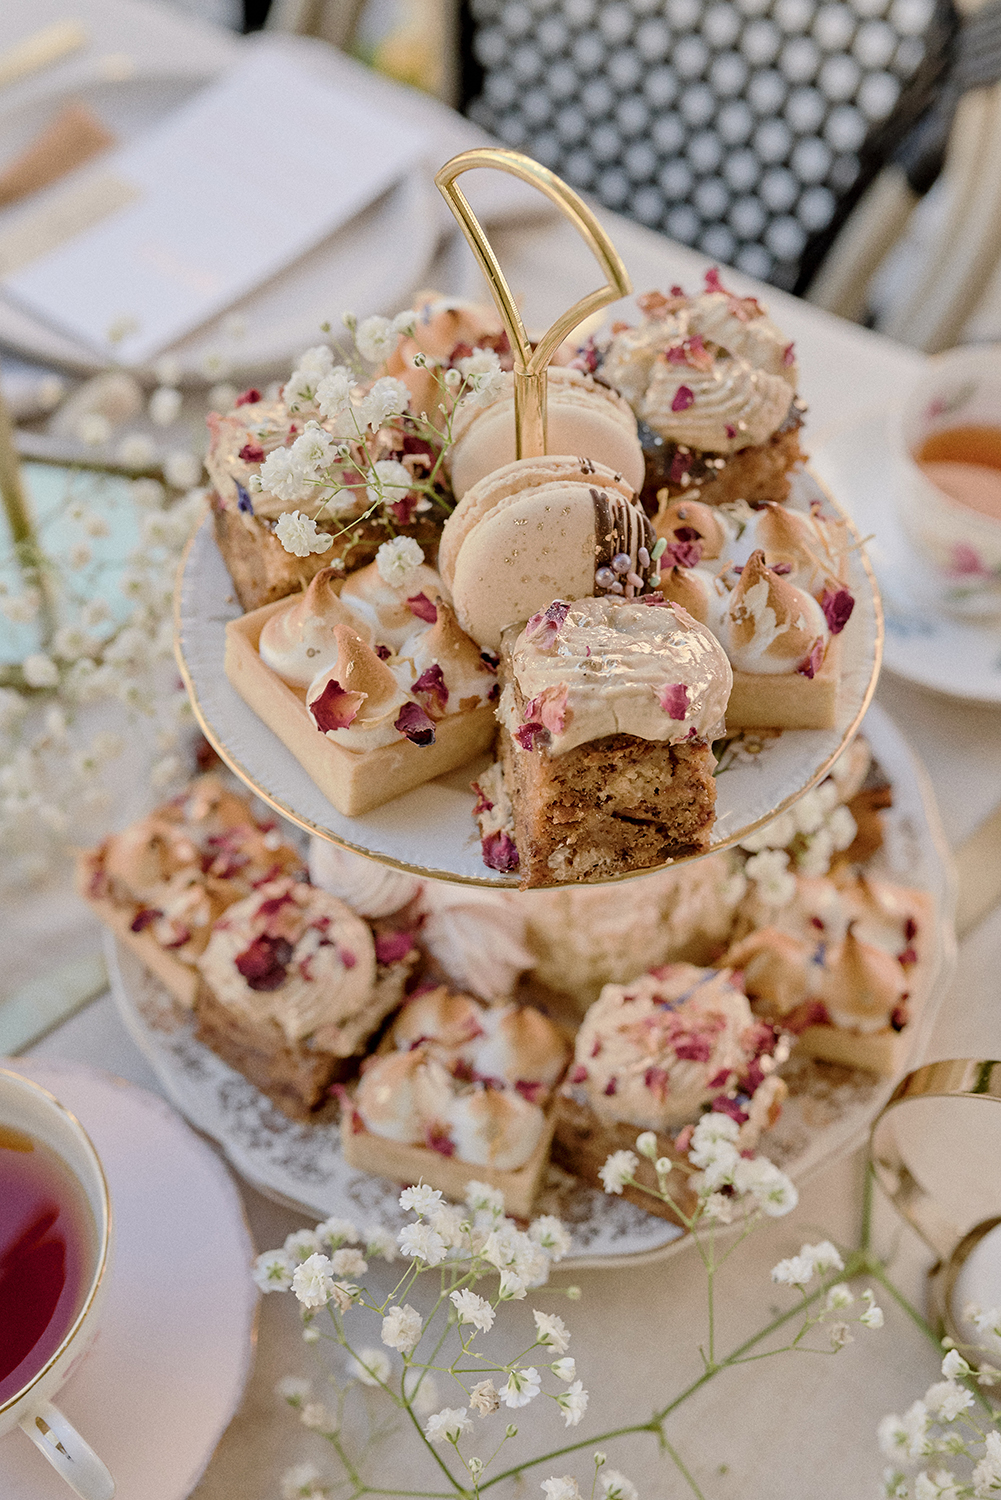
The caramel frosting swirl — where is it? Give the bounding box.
[506,595,731,755]
[641,352,793,454]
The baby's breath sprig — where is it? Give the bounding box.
[259,314,506,560]
[258,1115,889,1500]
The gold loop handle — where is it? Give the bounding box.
[434,148,632,459]
[870,1059,1001,1261]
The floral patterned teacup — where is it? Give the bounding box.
[895,344,1001,618]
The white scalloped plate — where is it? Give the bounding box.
[175,468,882,886]
[107,702,954,1269]
[0,1059,256,1500]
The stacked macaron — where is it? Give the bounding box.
[439,455,660,650]
[446,365,645,500]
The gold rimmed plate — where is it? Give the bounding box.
[174,465,882,886]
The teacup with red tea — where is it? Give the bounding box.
[0,1069,114,1500]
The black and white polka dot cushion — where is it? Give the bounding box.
[465,0,938,290]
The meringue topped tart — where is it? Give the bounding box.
[224,557,498,817]
[340,985,570,1217]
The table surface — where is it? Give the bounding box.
[7,3,1001,1496]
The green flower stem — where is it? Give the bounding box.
[662,1434,709,1500]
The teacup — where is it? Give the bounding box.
[0,1068,115,1500]
[894,343,1001,618]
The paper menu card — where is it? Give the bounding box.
[0,49,430,366]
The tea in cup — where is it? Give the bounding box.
[0,1068,114,1499]
[896,344,1001,617]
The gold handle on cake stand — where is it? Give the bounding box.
[870,1059,1001,1375]
[435,149,632,459]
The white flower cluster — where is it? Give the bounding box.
[598,1113,798,1223]
[260,1181,589,1499]
[1,476,205,889]
[739,776,857,897]
[879,1346,1001,1498]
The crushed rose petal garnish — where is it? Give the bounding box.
[412,662,449,712]
[797,638,825,679]
[481,829,519,872]
[658,682,690,720]
[406,592,438,624]
[820,587,854,635]
[671,384,695,413]
[310,679,366,732]
[395,702,435,745]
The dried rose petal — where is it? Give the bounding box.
[235,388,261,407]
[482,829,519,872]
[783,342,796,367]
[310,679,366,732]
[524,599,570,649]
[515,721,549,751]
[395,702,436,745]
[711,1095,748,1124]
[375,930,415,965]
[257,890,295,917]
[674,1034,712,1062]
[662,540,702,569]
[471,780,494,816]
[374,643,391,660]
[130,907,161,932]
[704,268,724,294]
[797,637,825,679]
[658,682,690,720]
[783,1000,830,1034]
[235,934,293,991]
[515,1080,546,1104]
[820,587,854,635]
[644,1066,670,1100]
[413,662,449,713]
[725,423,736,439]
[671,384,695,413]
[570,1064,588,1084]
[390,495,418,526]
[425,1124,455,1157]
[239,443,264,462]
[406,592,437,623]
[524,682,569,735]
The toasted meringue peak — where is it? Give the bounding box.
[354,1049,455,1143]
[476,1006,570,1088]
[719,549,829,674]
[306,626,410,748]
[400,600,495,710]
[656,498,734,559]
[259,569,366,687]
[340,559,445,653]
[822,925,906,1032]
[726,927,816,1016]
[447,1087,545,1171]
[657,564,723,628]
[391,986,487,1052]
[747,504,846,594]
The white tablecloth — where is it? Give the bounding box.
[12,2,1001,1494]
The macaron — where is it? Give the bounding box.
[447,365,646,500]
[441,455,658,650]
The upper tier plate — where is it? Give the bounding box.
[175,469,882,885]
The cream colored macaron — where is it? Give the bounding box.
[447,365,646,500]
[443,455,658,650]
